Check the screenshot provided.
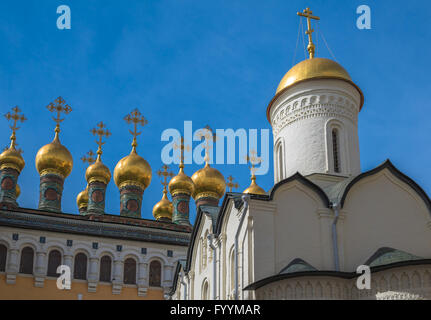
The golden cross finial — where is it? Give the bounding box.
[46,96,72,134]
[197,125,217,165]
[157,164,174,192]
[124,108,148,151]
[297,7,320,59]
[4,106,26,149]
[246,150,263,178]
[81,150,97,165]
[173,136,191,167]
[226,175,239,192]
[90,122,111,160]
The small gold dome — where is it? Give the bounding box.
[35,134,73,178]
[152,190,173,221]
[76,187,89,209]
[267,57,364,121]
[243,176,266,195]
[169,165,195,196]
[0,146,25,173]
[15,184,20,198]
[276,58,352,94]
[191,163,226,200]
[85,158,111,185]
[114,148,152,190]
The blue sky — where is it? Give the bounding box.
[1,0,430,223]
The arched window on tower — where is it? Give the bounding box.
[0,244,7,272]
[276,141,284,181]
[332,129,341,173]
[123,258,136,285]
[19,247,34,274]
[47,250,62,277]
[99,255,112,282]
[73,253,88,280]
[149,260,162,287]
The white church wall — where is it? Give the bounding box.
[251,182,333,280]
[340,169,431,271]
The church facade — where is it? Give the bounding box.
[169,8,431,300]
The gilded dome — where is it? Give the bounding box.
[267,57,364,121]
[15,184,20,198]
[276,58,352,94]
[0,145,25,173]
[152,191,173,221]
[114,148,152,190]
[169,165,195,196]
[76,187,89,209]
[243,176,266,195]
[35,134,73,178]
[85,158,111,185]
[191,163,226,200]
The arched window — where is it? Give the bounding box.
[202,232,208,269]
[47,250,62,277]
[99,255,112,282]
[149,260,162,287]
[202,281,209,300]
[276,141,284,181]
[230,249,235,293]
[0,244,7,272]
[123,258,136,285]
[332,129,340,173]
[19,246,34,274]
[73,253,87,280]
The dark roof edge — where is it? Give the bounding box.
[340,159,431,213]
[244,259,431,291]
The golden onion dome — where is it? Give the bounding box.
[76,187,89,210]
[191,163,226,200]
[35,133,73,178]
[0,145,25,173]
[267,57,364,121]
[85,158,111,185]
[169,165,195,196]
[114,148,152,190]
[276,58,352,94]
[152,190,173,221]
[243,176,266,195]
[15,184,20,198]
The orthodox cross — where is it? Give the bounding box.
[157,164,174,192]
[46,96,72,133]
[246,150,263,177]
[197,125,217,164]
[90,122,111,159]
[124,108,148,150]
[4,106,26,149]
[226,175,239,192]
[173,136,191,165]
[81,150,97,166]
[297,7,320,59]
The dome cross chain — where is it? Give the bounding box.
[297,7,320,59]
